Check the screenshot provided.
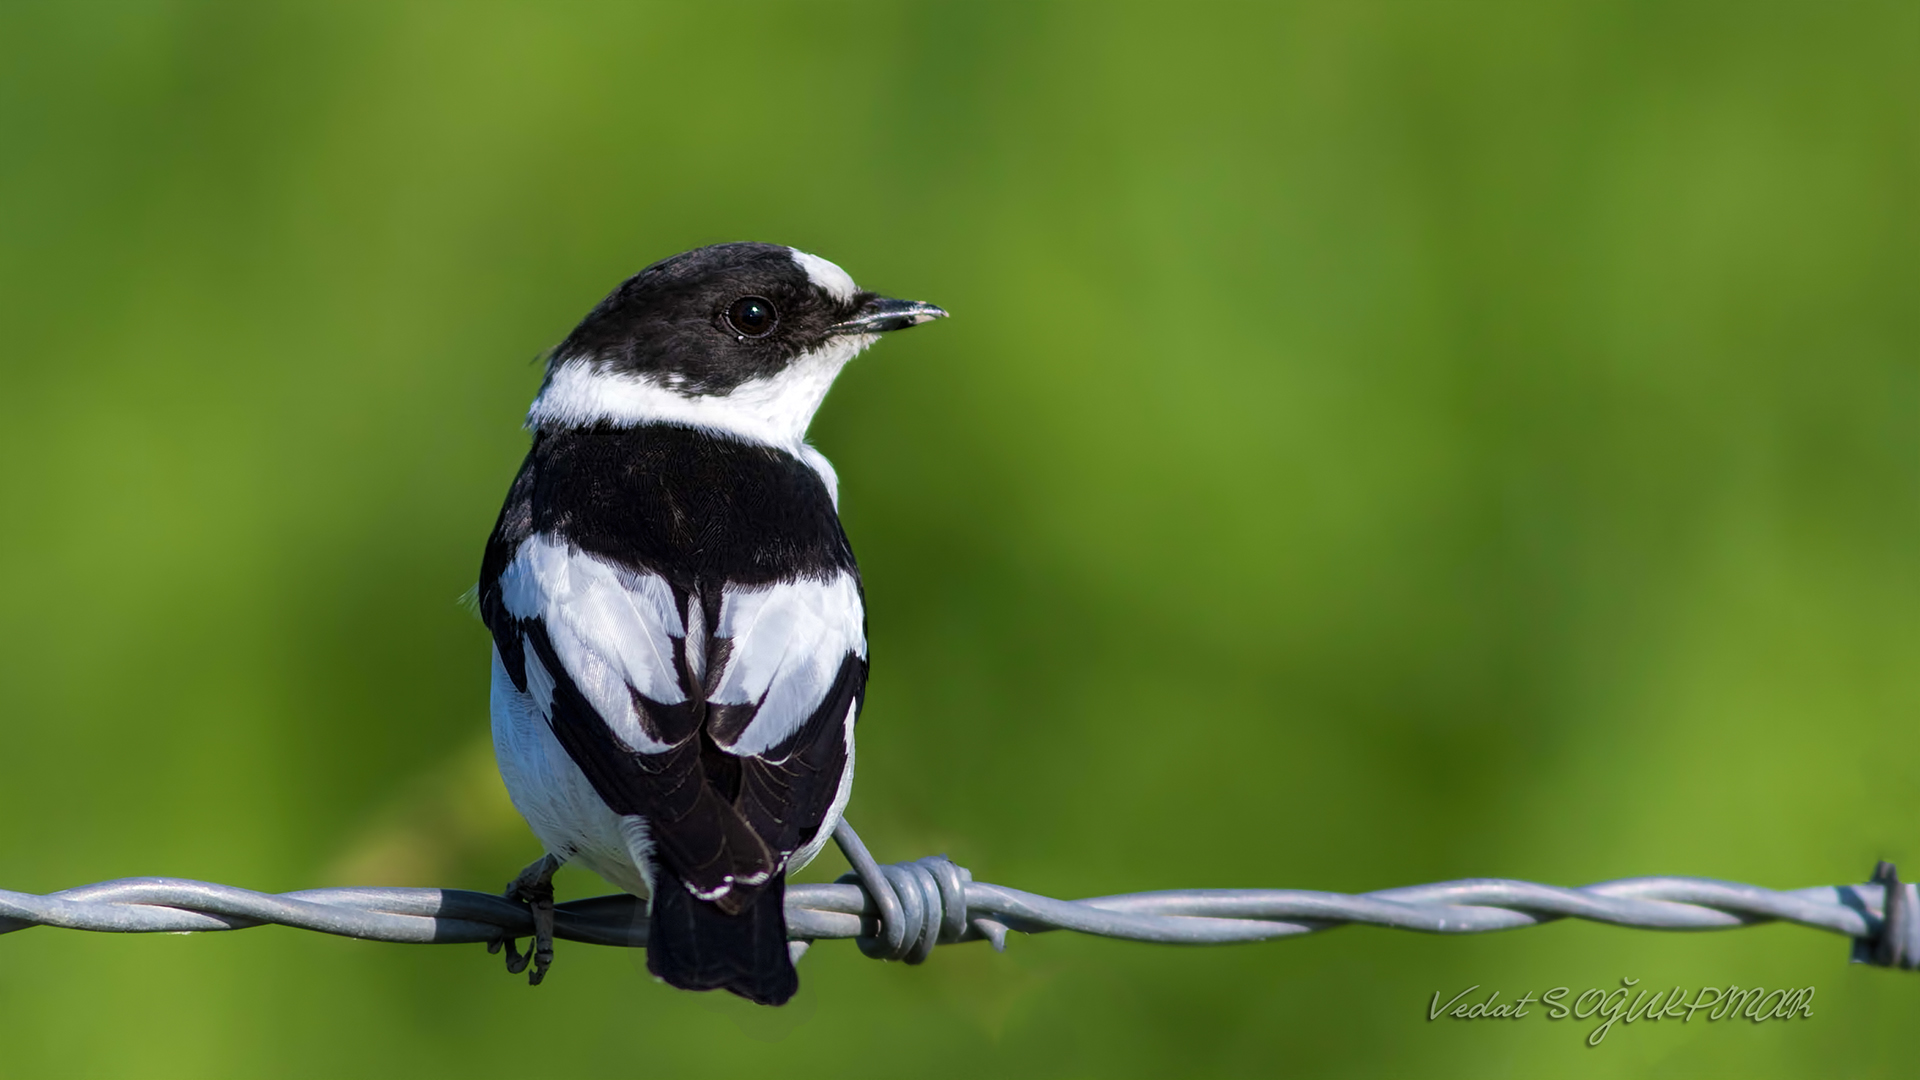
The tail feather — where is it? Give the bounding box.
[647,869,797,1006]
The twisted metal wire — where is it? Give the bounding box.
[3,820,1915,972]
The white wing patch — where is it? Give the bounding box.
[709,573,866,757]
[500,534,685,754]
[497,534,863,766]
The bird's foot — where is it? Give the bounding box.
[490,852,562,985]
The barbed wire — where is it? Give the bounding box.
[3,821,1915,974]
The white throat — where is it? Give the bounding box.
[525,335,876,452]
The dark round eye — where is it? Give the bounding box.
[724,296,777,338]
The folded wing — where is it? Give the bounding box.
[486,534,866,909]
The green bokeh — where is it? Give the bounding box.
[3,2,1918,1076]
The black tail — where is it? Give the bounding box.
[646,870,797,1006]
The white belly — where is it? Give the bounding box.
[490,647,653,897]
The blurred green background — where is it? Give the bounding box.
[3,1,1918,1076]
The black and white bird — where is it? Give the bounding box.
[476,243,944,1005]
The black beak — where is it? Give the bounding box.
[829,295,949,336]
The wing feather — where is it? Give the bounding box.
[488,533,865,904]
[501,534,684,752]
[708,574,866,755]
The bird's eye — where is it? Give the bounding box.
[724,296,777,338]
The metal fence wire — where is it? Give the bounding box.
[3,821,1916,975]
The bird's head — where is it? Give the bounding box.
[526,242,946,447]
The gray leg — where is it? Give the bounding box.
[488,853,563,985]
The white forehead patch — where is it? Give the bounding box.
[789,248,859,304]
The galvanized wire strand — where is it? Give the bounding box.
[3,820,1915,972]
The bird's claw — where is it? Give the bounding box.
[488,932,534,975]
[497,853,562,986]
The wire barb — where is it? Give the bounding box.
[1851,860,1920,971]
[830,820,978,962]
[1,833,1913,976]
